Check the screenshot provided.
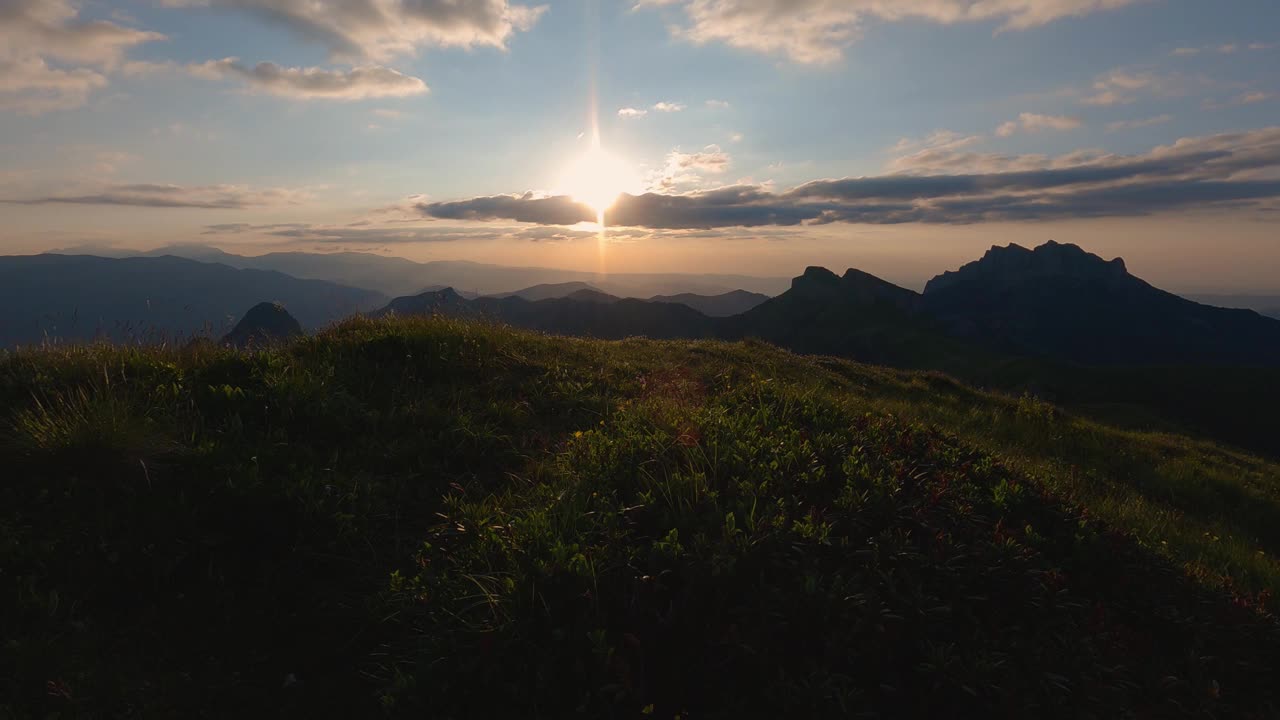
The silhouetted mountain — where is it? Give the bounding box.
[0,255,386,347]
[371,287,477,319]
[717,267,988,369]
[649,290,770,317]
[564,289,620,304]
[418,285,480,299]
[221,302,303,347]
[86,245,791,298]
[921,241,1280,366]
[489,282,604,301]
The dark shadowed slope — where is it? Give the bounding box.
[0,255,386,347]
[648,289,771,317]
[373,288,711,340]
[221,302,303,347]
[922,241,1280,366]
[5,318,1280,717]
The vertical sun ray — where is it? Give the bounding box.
[585,0,607,277]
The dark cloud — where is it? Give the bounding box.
[159,0,546,61]
[189,58,427,99]
[7,183,306,209]
[414,127,1280,228]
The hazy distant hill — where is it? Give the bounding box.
[0,255,385,347]
[1187,294,1280,320]
[649,289,770,317]
[487,282,604,301]
[67,245,790,298]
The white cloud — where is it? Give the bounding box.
[649,144,732,189]
[729,132,745,143]
[189,58,428,100]
[0,0,162,113]
[996,112,1082,136]
[1081,69,1194,106]
[705,99,731,109]
[652,101,686,112]
[618,107,648,118]
[1106,114,1172,132]
[160,0,548,62]
[1237,92,1272,105]
[1171,41,1270,57]
[636,0,1146,64]
[995,121,1019,137]
[890,130,977,155]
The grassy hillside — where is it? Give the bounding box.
[3,317,1279,717]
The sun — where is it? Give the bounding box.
[557,143,640,222]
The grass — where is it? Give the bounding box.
[2,316,1279,717]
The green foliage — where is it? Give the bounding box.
[1,316,1279,717]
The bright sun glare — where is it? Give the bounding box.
[557,143,639,223]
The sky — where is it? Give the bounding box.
[1,0,1278,292]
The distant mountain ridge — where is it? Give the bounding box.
[60,244,791,298]
[0,255,385,347]
[648,289,770,317]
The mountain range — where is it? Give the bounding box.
[371,241,1280,369]
[56,243,791,298]
[0,255,385,347]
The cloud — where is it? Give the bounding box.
[1237,92,1272,105]
[159,0,547,61]
[189,58,427,99]
[414,127,1280,228]
[1172,41,1272,57]
[886,131,984,171]
[705,99,731,109]
[649,145,732,189]
[636,0,1145,64]
[0,0,162,113]
[996,112,1083,136]
[6,183,309,209]
[617,101,686,118]
[203,220,613,245]
[1081,69,1195,106]
[1105,114,1172,132]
